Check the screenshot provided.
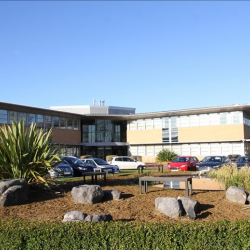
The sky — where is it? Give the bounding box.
[0,1,250,114]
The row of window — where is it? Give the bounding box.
[128,111,243,130]
[0,109,79,130]
[129,142,243,157]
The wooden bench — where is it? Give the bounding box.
[139,176,193,196]
[82,172,107,185]
[145,164,164,173]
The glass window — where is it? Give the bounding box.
[45,116,52,129]
[37,114,44,128]
[180,116,189,127]
[232,112,240,124]
[28,114,36,125]
[190,115,199,127]
[220,113,227,125]
[0,110,8,124]
[200,114,209,126]
[9,111,17,124]
[53,117,59,128]
[162,117,169,129]
[153,118,162,129]
[73,119,79,130]
[67,119,73,129]
[60,117,66,129]
[129,120,137,130]
[18,112,26,124]
[114,125,121,142]
[145,119,153,129]
[209,113,219,125]
[137,119,145,130]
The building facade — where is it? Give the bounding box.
[1,101,250,162]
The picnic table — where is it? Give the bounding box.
[82,172,107,185]
[139,176,193,196]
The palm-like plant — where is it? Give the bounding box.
[0,120,61,184]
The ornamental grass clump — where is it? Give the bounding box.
[209,164,250,189]
[0,120,61,184]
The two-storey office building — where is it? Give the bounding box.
[1,101,250,162]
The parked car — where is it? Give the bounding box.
[227,154,241,163]
[63,156,96,176]
[236,156,250,168]
[81,158,120,173]
[167,156,199,172]
[196,156,230,172]
[49,160,74,178]
[108,156,145,170]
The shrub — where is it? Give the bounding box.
[156,149,178,163]
[209,164,250,189]
[0,120,61,183]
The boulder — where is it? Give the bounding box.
[85,213,113,222]
[155,197,182,218]
[71,185,104,204]
[226,186,248,204]
[103,190,121,200]
[0,178,28,196]
[0,185,29,206]
[63,211,87,222]
[177,196,199,220]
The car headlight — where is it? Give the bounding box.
[180,165,188,168]
[213,165,221,168]
[78,167,88,171]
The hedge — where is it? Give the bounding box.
[0,220,250,249]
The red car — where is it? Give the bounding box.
[167,156,199,172]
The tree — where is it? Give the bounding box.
[156,149,178,163]
[0,120,61,184]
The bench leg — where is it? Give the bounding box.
[139,179,142,194]
[185,180,189,196]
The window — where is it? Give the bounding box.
[209,113,219,125]
[145,119,153,129]
[37,115,44,128]
[0,110,7,124]
[45,116,52,129]
[114,125,121,142]
[18,112,26,124]
[232,112,240,124]
[171,117,178,142]
[67,119,73,129]
[115,158,122,161]
[180,116,189,127]
[60,117,66,129]
[190,115,199,127]
[137,119,144,130]
[153,118,162,129]
[28,114,36,125]
[9,111,17,124]
[220,113,227,125]
[200,114,209,126]
[88,125,95,142]
[53,117,59,128]
[162,117,169,129]
[73,119,79,130]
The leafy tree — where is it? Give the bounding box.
[156,149,178,162]
[0,120,61,184]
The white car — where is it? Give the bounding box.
[108,156,145,170]
[81,158,120,173]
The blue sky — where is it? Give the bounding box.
[1,1,250,114]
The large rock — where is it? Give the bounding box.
[0,185,29,206]
[71,185,104,204]
[226,186,248,204]
[155,197,182,218]
[63,211,87,222]
[0,178,28,196]
[103,190,121,200]
[177,196,199,220]
[84,213,113,223]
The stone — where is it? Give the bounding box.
[103,190,121,200]
[71,185,104,204]
[155,197,182,218]
[63,211,87,222]
[0,185,28,206]
[84,213,113,223]
[0,178,28,196]
[177,196,199,220]
[226,186,247,204]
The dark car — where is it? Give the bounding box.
[167,156,199,172]
[236,156,250,168]
[228,154,241,163]
[63,156,96,176]
[196,156,230,172]
[49,160,74,178]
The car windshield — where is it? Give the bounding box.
[173,157,189,163]
[94,159,108,165]
[238,157,250,163]
[228,155,240,159]
[202,156,222,163]
[74,159,84,164]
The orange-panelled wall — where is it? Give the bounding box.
[178,124,245,142]
[127,129,162,144]
[51,129,81,144]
